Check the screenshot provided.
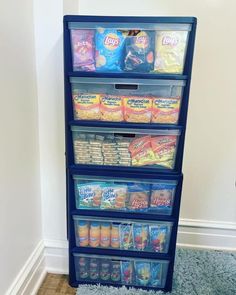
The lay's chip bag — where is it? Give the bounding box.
[154,31,188,74]
[123,30,155,72]
[95,28,126,72]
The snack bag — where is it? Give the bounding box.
[71,29,95,71]
[135,261,151,286]
[124,96,152,123]
[152,97,181,124]
[149,225,168,252]
[77,182,102,208]
[121,261,133,284]
[73,93,100,120]
[129,136,156,166]
[124,30,155,72]
[151,136,177,169]
[127,183,150,211]
[151,262,162,286]
[100,95,123,122]
[150,182,176,212]
[100,185,127,210]
[133,224,149,251]
[120,224,133,250]
[95,28,126,72]
[154,31,188,74]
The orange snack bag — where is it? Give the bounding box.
[151,136,177,169]
[152,97,181,124]
[100,95,123,122]
[124,96,152,123]
[73,93,100,120]
[129,136,156,166]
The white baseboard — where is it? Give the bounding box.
[5,240,46,295]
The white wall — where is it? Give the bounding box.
[0,0,42,294]
[36,0,236,253]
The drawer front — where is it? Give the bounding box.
[71,77,185,125]
[71,126,181,170]
[73,216,173,253]
[73,253,169,288]
[68,21,191,74]
[73,175,178,216]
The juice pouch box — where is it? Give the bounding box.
[151,262,162,286]
[95,28,126,72]
[121,261,133,284]
[133,224,149,251]
[149,225,168,252]
[71,29,95,71]
[77,182,102,208]
[120,224,133,250]
[150,183,176,211]
[151,136,177,169]
[100,95,123,122]
[152,97,181,124]
[154,31,188,74]
[127,183,150,211]
[100,184,127,210]
[129,136,156,166]
[73,93,100,120]
[123,30,155,72]
[135,261,151,286]
[124,96,152,123]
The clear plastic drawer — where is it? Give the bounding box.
[71,77,185,124]
[73,175,177,215]
[73,216,173,253]
[73,253,169,288]
[68,21,191,74]
[71,126,180,170]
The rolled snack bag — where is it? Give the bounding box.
[154,31,188,74]
[71,29,95,71]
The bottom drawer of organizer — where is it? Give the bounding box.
[73,253,169,289]
[73,216,173,253]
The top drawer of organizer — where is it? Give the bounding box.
[66,19,192,75]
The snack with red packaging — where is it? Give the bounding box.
[127,183,150,211]
[71,29,95,71]
[123,96,152,123]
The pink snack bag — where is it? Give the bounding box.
[71,29,95,71]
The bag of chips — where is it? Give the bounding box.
[154,31,188,74]
[71,29,95,71]
[127,183,150,211]
[95,28,126,72]
[123,30,155,72]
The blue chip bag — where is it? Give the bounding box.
[95,28,126,72]
[151,262,162,286]
[150,182,176,213]
[123,30,155,72]
[135,261,151,286]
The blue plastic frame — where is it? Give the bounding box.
[63,15,197,292]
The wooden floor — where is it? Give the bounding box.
[37,274,76,295]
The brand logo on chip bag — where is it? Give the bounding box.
[135,32,149,49]
[104,33,120,50]
[162,35,179,46]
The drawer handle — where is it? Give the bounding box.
[115,84,138,90]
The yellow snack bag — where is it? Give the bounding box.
[73,93,100,120]
[124,96,152,123]
[152,97,181,124]
[154,31,188,74]
[100,95,123,122]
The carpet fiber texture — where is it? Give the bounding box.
[76,248,236,295]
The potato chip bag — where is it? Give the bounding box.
[151,136,177,169]
[95,28,126,72]
[123,30,155,72]
[71,29,95,71]
[124,96,152,123]
[152,97,181,124]
[127,183,150,211]
[73,93,100,120]
[150,183,176,213]
[154,31,188,74]
[100,95,123,122]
